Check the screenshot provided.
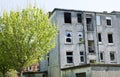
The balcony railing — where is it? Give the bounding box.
[87,24,94,31]
[88,46,95,53]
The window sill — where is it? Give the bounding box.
[65,63,74,66]
[98,42,102,45]
[106,25,113,28]
[110,61,117,63]
[63,23,72,25]
[65,42,73,45]
[108,43,114,46]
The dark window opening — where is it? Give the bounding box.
[66,38,71,42]
[64,12,71,23]
[106,19,111,25]
[110,52,115,61]
[47,53,49,66]
[80,56,84,62]
[86,18,92,24]
[100,52,104,61]
[77,14,82,23]
[86,18,93,31]
[76,73,86,77]
[98,33,102,42]
[80,52,85,62]
[80,52,84,55]
[67,33,71,37]
[108,34,113,43]
[66,52,73,63]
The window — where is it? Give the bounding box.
[77,14,82,23]
[66,52,73,63]
[96,16,101,25]
[64,12,71,23]
[106,17,112,26]
[78,32,83,43]
[110,52,116,62]
[65,31,72,43]
[108,34,113,43]
[100,52,104,62]
[98,33,102,42]
[90,60,96,63]
[47,53,49,66]
[80,51,85,63]
[76,73,86,77]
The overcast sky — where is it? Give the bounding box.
[0,0,120,13]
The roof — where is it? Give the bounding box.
[49,8,120,17]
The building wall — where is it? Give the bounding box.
[91,66,120,77]
[56,11,85,68]
[61,67,91,77]
[40,8,120,77]
[96,13,120,64]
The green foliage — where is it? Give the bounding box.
[0,7,57,74]
[6,69,17,77]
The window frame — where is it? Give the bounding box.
[106,17,112,26]
[66,52,73,63]
[110,52,116,62]
[65,31,72,44]
[108,33,113,44]
[77,13,82,23]
[96,15,101,25]
[99,52,104,62]
[80,51,85,63]
[98,33,102,43]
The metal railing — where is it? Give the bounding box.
[87,24,94,31]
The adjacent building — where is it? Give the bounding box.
[40,8,120,77]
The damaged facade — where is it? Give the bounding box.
[40,8,120,77]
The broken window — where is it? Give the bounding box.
[86,18,93,31]
[64,12,71,23]
[106,17,112,26]
[110,52,115,62]
[65,31,72,43]
[77,14,82,23]
[80,51,85,63]
[108,34,113,43]
[88,40,95,53]
[78,32,83,43]
[66,52,73,63]
[98,33,102,42]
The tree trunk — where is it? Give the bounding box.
[2,71,6,77]
[18,71,23,77]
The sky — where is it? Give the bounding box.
[0,0,120,14]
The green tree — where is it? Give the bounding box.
[0,7,57,77]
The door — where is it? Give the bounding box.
[76,72,86,77]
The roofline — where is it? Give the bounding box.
[61,64,120,70]
[49,8,118,17]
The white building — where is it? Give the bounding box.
[40,8,120,77]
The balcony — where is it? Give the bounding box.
[87,24,94,31]
[88,46,95,54]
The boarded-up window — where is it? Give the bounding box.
[96,16,101,25]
